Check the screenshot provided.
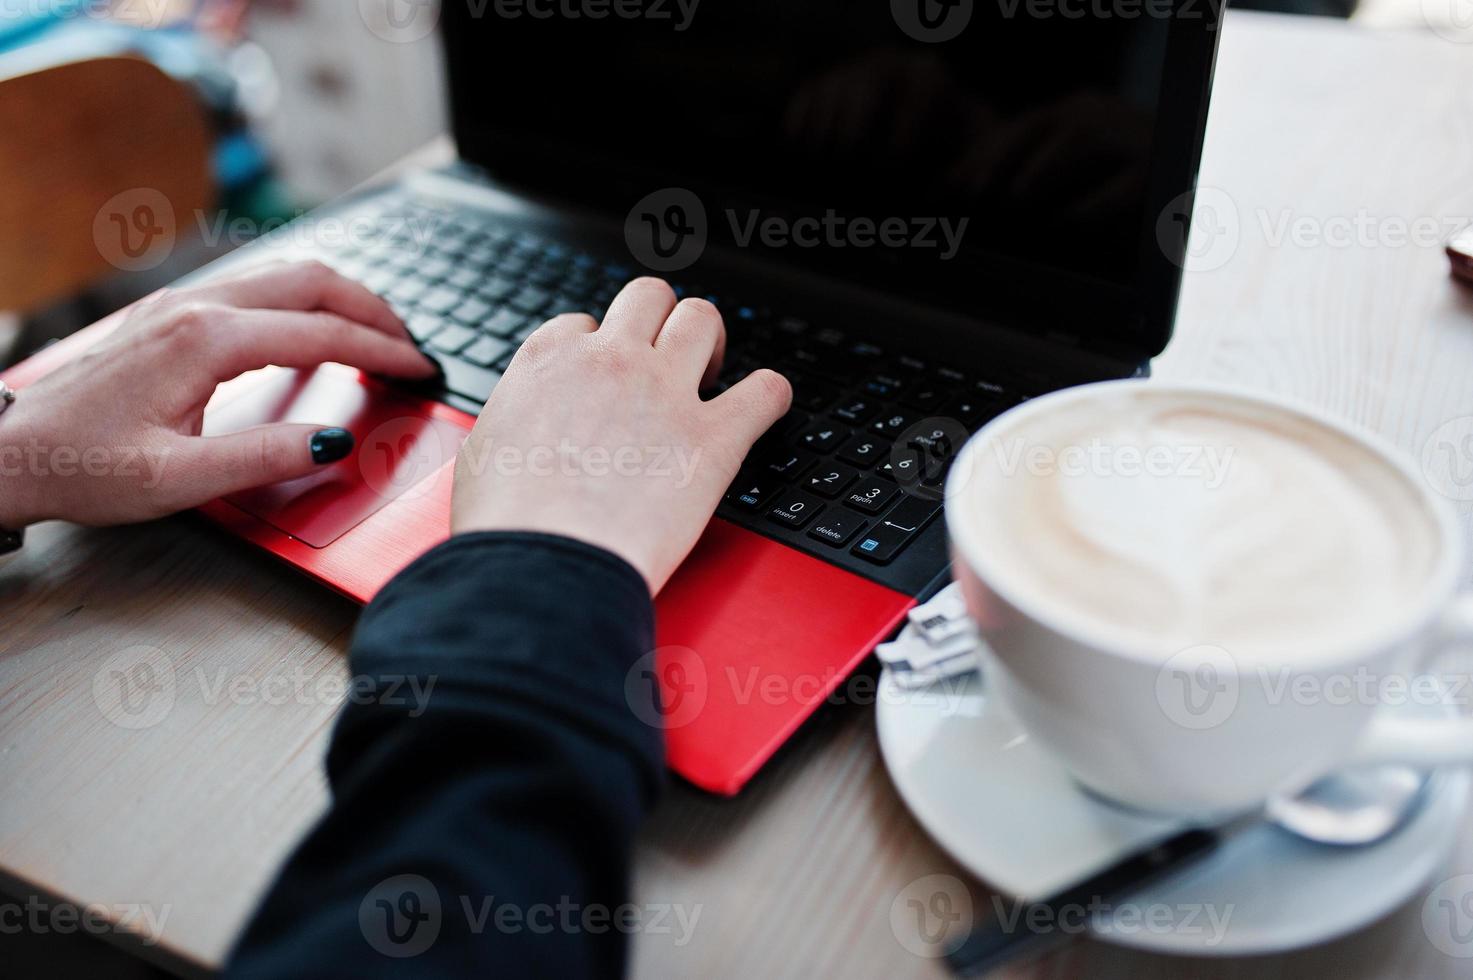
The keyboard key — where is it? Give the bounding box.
[797,423,848,454]
[388,277,431,303]
[757,449,816,480]
[836,434,891,468]
[808,512,866,547]
[418,286,463,315]
[864,377,901,399]
[900,384,948,411]
[767,491,824,529]
[792,378,839,412]
[429,323,478,354]
[483,308,530,338]
[508,284,551,314]
[851,496,939,563]
[830,396,878,425]
[447,267,481,290]
[728,475,779,510]
[441,359,501,403]
[802,464,859,498]
[405,314,444,342]
[843,479,898,514]
[876,454,922,484]
[871,407,917,438]
[883,493,944,531]
[461,335,513,368]
[948,395,997,426]
[451,296,494,325]
[479,276,519,303]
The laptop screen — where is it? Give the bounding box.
[442,0,1219,360]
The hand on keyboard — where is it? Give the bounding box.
[450,278,793,594]
[0,261,437,529]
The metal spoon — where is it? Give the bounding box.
[1268,765,1433,846]
[945,766,1435,977]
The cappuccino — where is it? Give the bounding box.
[949,386,1441,661]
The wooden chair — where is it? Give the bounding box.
[0,55,214,315]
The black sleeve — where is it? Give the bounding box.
[225,531,665,979]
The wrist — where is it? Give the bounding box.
[0,394,45,530]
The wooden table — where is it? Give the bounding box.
[4,10,1473,978]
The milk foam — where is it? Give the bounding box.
[957,388,1442,660]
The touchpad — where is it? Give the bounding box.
[204,368,470,548]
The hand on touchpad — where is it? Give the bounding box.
[203,367,469,548]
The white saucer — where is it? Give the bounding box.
[876,668,1471,956]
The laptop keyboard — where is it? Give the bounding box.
[324,197,1039,576]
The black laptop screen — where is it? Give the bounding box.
[442,0,1219,359]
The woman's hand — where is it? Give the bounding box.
[452,278,792,595]
[0,260,437,529]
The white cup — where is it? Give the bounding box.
[944,381,1473,818]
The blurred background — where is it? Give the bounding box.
[0,0,1454,371]
[0,0,445,369]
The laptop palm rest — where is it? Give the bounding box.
[203,366,469,548]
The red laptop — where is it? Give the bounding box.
[9,2,1220,794]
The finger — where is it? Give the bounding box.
[710,368,793,451]
[203,308,438,383]
[598,277,678,346]
[654,298,726,390]
[532,311,599,343]
[167,424,355,507]
[191,260,408,339]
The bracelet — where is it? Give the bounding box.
[0,381,22,554]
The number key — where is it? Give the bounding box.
[798,423,849,454]
[843,479,898,515]
[871,407,916,437]
[830,395,878,425]
[767,491,825,529]
[802,464,859,498]
[836,434,891,468]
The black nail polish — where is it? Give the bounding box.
[310,428,354,465]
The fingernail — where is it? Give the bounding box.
[310,428,354,465]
